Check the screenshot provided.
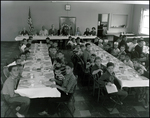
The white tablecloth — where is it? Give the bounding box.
[15,35,97,41]
[15,43,61,98]
[90,43,149,88]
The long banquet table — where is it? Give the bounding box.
[15,35,97,41]
[90,43,149,88]
[15,43,61,98]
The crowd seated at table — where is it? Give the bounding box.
[2,33,149,117]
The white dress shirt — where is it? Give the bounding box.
[39,29,48,36]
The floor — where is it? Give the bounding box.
[1,41,149,117]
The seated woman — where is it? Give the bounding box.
[90,27,96,36]
[98,62,128,104]
[38,62,77,116]
[84,28,91,36]
[2,65,30,117]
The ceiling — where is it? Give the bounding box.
[52,1,149,5]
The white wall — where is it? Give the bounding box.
[1,1,134,41]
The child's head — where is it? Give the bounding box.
[17,64,24,75]
[20,53,26,61]
[27,38,32,44]
[132,58,140,67]
[138,38,144,47]
[90,54,96,62]
[55,58,63,68]
[94,37,99,43]
[72,38,75,43]
[51,47,57,55]
[22,38,27,45]
[80,44,85,52]
[119,53,126,61]
[65,62,74,74]
[120,45,125,52]
[26,43,31,49]
[85,43,91,51]
[68,36,72,40]
[57,51,64,59]
[99,39,103,44]
[114,42,118,49]
[16,58,22,65]
[54,67,61,75]
[137,67,144,75]
[8,65,19,77]
[76,37,80,43]
[106,62,115,74]
[53,42,58,48]
[46,37,50,43]
[24,50,30,58]
[95,57,102,66]
[105,43,111,50]
[132,38,137,44]
[125,53,131,61]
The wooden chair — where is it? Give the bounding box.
[56,84,77,117]
[3,66,10,79]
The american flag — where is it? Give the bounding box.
[28,7,34,34]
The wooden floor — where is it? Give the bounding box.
[1,41,149,117]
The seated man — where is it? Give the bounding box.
[98,62,128,104]
[90,27,96,36]
[49,24,58,36]
[2,65,30,117]
[134,38,144,58]
[111,42,120,57]
[39,62,77,116]
[127,38,137,52]
[20,27,29,36]
[75,27,82,36]
[84,28,91,36]
[82,43,91,64]
[39,26,48,36]
[117,45,126,58]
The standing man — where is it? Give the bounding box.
[49,24,58,36]
[39,26,48,36]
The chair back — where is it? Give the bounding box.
[3,66,10,79]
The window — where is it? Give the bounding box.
[139,9,149,35]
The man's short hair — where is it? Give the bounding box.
[22,38,26,41]
[132,38,137,41]
[46,37,50,40]
[85,43,90,47]
[106,62,114,68]
[92,27,96,30]
[8,65,18,72]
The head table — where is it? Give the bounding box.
[15,35,97,41]
[15,43,61,98]
[90,43,149,88]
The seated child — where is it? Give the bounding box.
[38,62,77,116]
[135,67,149,108]
[49,47,57,63]
[98,62,128,104]
[53,41,59,51]
[80,44,86,57]
[132,58,147,71]
[93,37,99,46]
[20,38,27,52]
[111,42,120,57]
[24,50,31,60]
[104,43,112,53]
[118,53,126,62]
[27,36,33,44]
[2,65,30,117]
[98,39,103,49]
[56,51,66,64]
[91,56,107,78]
[124,53,134,68]
[117,45,126,58]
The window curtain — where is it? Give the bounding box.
[138,8,144,34]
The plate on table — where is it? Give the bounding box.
[44,73,54,78]
[19,80,31,86]
[44,57,50,60]
[42,81,53,86]
[25,61,33,65]
[24,67,30,71]
[118,76,130,80]
[44,67,51,71]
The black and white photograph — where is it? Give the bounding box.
[1,1,149,117]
